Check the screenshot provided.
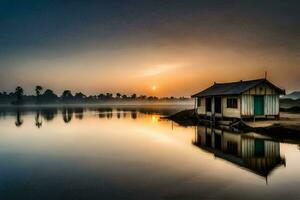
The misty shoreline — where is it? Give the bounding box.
[0,101,194,108]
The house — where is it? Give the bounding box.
[193,126,285,179]
[191,78,285,119]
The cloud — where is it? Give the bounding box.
[138,64,184,77]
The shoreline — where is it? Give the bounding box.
[0,102,194,109]
[165,109,300,143]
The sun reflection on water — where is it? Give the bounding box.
[151,115,159,123]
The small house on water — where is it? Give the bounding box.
[192,79,285,119]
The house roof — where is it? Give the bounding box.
[191,78,285,97]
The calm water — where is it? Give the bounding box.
[0,105,300,200]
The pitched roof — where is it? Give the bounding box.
[191,79,285,97]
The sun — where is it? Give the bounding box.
[151,85,157,91]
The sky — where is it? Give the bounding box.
[0,0,299,96]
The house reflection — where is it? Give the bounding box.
[193,126,285,181]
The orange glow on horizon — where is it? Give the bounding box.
[151,85,157,91]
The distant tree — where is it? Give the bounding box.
[14,86,24,104]
[74,92,86,102]
[87,95,97,102]
[138,95,147,100]
[61,90,73,102]
[122,94,128,99]
[147,96,154,100]
[41,89,58,103]
[106,93,113,100]
[98,93,106,101]
[35,85,43,103]
[131,93,137,99]
[116,93,121,99]
[35,85,43,96]
[147,96,158,101]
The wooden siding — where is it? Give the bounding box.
[196,97,206,115]
[264,95,279,115]
[265,141,280,158]
[242,82,280,116]
[242,94,254,116]
[242,94,279,116]
[241,137,280,158]
[241,137,255,157]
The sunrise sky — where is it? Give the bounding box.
[0,0,299,96]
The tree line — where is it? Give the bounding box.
[0,86,190,105]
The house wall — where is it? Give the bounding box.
[242,94,254,116]
[196,96,240,118]
[222,96,241,118]
[241,82,280,116]
[264,95,279,115]
[242,94,279,116]
[196,97,206,115]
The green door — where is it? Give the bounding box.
[254,95,264,115]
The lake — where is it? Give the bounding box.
[0,105,300,199]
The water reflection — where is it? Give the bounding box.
[131,110,137,119]
[0,106,300,199]
[35,111,43,128]
[193,126,286,181]
[0,106,183,127]
[62,108,73,123]
[74,107,84,120]
[15,109,23,127]
[41,108,57,121]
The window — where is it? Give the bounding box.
[227,98,238,108]
[197,98,201,107]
